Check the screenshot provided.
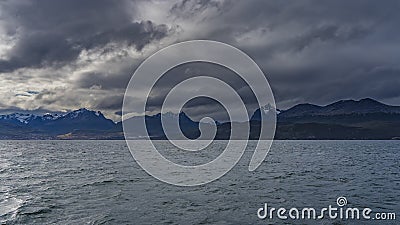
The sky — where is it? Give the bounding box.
[0,0,399,121]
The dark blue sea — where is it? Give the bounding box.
[0,141,399,224]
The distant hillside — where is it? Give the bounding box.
[118,112,200,140]
[0,108,121,139]
[274,98,400,140]
[0,98,400,140]
[279,98,400,118]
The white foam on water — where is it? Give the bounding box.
[0,158,11,170]
[0,196,24,222]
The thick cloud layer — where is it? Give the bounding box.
[0,0,399,121]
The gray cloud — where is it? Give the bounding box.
[143,62,258,117]
[0,0,172,72]
[170,0,226,18]
[0,0,399,121]
[94,94,124,111]
[0,32,81,72]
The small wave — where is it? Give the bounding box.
[0,160,12,174]
[81,179,115,187]
[89,214,114,225]
[20,207,52,216]
[0,196,24,223]
[0,197,23,216]
[81,177,140,188]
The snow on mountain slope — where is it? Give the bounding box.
[0,108,106,125]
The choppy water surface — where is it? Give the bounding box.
[0,140,399,224]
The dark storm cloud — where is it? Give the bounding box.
[77,21,169,51]
[155,0,400,114]
[202,0,400,109]
[94,95,124,111]
[0,0,172,72]
[144,62,257,108]
[75,68,133,90]
[0,32,81,72]
[170,0,225,18]
[137,61,262,121]
[290,24,371,52]
[1,0,400,121]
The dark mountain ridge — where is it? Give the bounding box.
[279,98,400,118]
[274,98,400,139]
[0,98,399,139]
[0,108,118,139]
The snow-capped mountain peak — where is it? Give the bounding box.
[42,113,62,120]
[0,108,105,125]
[0,113,38,124]
[65,108,102,118]
[250,104,279,121]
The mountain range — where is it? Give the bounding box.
[275,98,400,139]
[1,98,399,140]
[0,108,120,139]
